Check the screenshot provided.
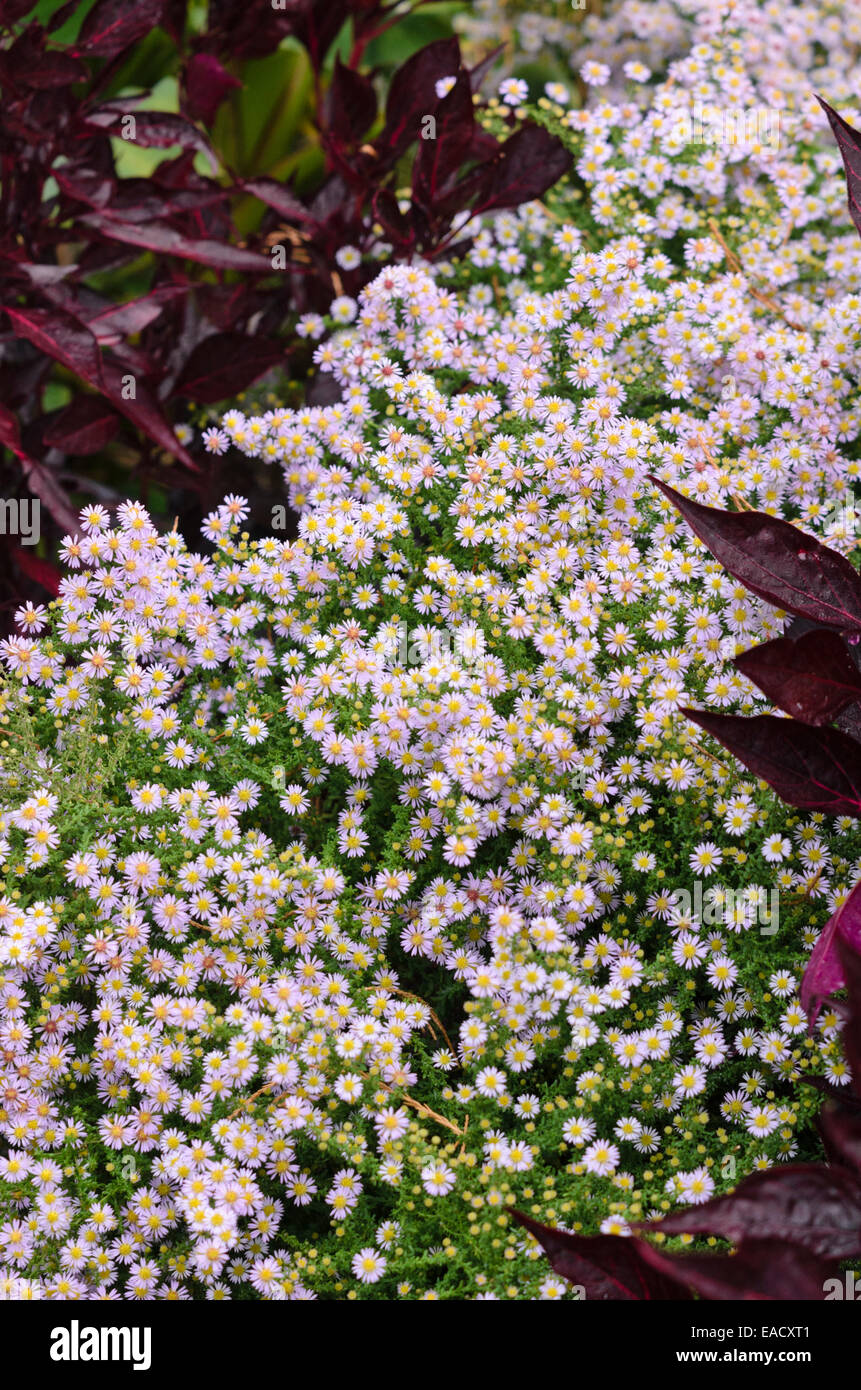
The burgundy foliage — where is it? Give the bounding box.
[0,0,571,618]
[819,97,861,240]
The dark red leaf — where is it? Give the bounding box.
[466,43,505,95]
[641,1164,861,1260]
[838,923,861,1090]
[291,0,351,70]
[99,361,198,471]
[4,305,105,389]
[512,1212,693,1300]
[372,188,414,251]
[183,53,242,126]
[19,50,87,88]
[472,124,572,214]
[325,57,376,146]
[5,310,196,471]
[73,0,165,56]
[0,402,25,457]
[818,98,861,240]
[55,167,116,210]
[412,71,475,212]
[47,0,86,30]
[820,1101,861,1174]
[801,879,861,1023]
[42,396,121,455]
[1,0,43,22]
[241,177,312,223]
[203,0,298,61]
[85,285,189,341]
[381,36,462,158]
[78,213,273,270]
[651,475,861,633]
[18,455,81,535]
[83,108,217,169]
[172,331,285,403]
[159,0,187,41]
[684,707,861,815]
[1,256,79,288]
[734,629,861,724]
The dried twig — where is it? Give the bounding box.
[360,1071,463,1137]
[459,1113,470,1158]
[389,987,456,1055]
[706,219,806,331]
[226,1081,278,1120]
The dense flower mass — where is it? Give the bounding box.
[3,0,861,1300]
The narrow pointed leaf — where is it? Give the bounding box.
[18,457,81,535]
[99,361,197,471]
[683,708,861,815]
[172,332,285,404]
[241,177,311,224]
[512,1212,693,1300]
[73,0,165,56]
[818,98,861,239]
[640,1237,839,1301]
[801,879,861,1023]
[734,629,861,723]
[78,214,273,270]
[85,286,188,341]
[640,1164,861,1259]
[466,43,505,95]
[83,108,218,170]
[1,405,80,531]
[4,305,105,388]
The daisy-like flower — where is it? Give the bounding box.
[420,1162,456,1196]
[202,427,229,454]
[582,1139,619,1176]
[279,785,309,815]
[677,1167,714,1205]
[762,834,791,863]
[498,78,529,106]
[352,1248,387,1284]
[689,842,723,876]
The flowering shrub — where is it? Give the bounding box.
[3,0,861,1302]
[0,1,567,619]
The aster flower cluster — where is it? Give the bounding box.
[2,1,861,1302]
